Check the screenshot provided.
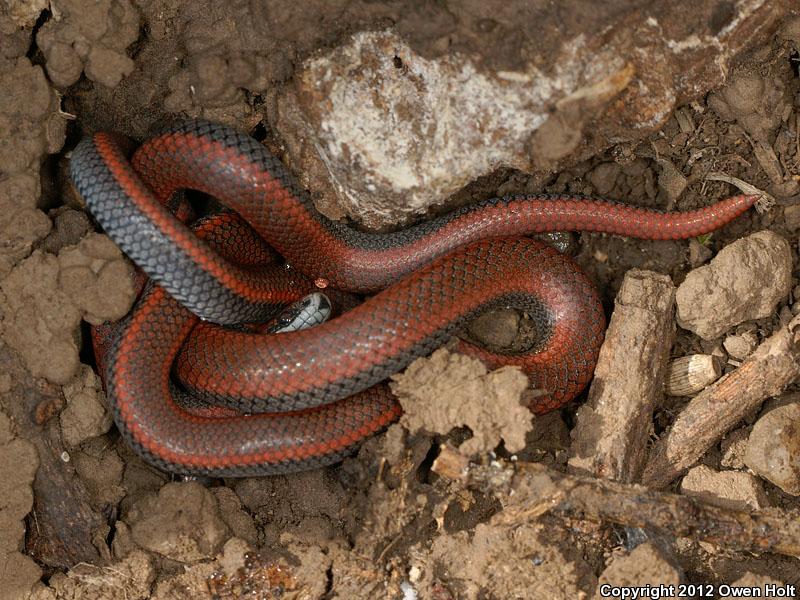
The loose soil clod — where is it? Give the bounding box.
[391,347,532,455]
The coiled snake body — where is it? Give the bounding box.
[70,120,756,476]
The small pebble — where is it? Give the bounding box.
[782,204,800,231]
[744,401,800,496]
[467,309,520,348]
[688,238,712,267]
[681,464,768,511]
[722,331,758,360]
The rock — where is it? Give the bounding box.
[277,2,790,227]
[680,465,767,511]
[466,308,520,348]
[675,231,792,340]
[282,30,629,226]
[596,543,681,599]
[127,481,231,563]
[720,427,750,469]
[744,400,800,495]
[722,331,759,361]
[783,204,800,231]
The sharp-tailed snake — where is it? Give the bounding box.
[69,120,756,476]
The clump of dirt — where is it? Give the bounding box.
[391,347,532,455]
[0,233,134,384]
[36,0,139,88]
[60,364,112,447]
[409,521,594,598]
[0,411,41,598]
[1,2,800,599]
[126,482,231,562]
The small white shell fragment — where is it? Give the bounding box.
[664,354,721,396]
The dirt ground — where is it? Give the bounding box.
[2,1,800,599]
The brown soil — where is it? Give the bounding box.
[1,2,800,598]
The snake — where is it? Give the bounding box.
[69,119,757,476]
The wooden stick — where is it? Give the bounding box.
[433,446,800,558]
[642,315,800,489]
[568,269,675,482]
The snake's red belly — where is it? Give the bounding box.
[69,120,756,476]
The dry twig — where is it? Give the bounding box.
[433,446,800,558]
[642,315,800,488]
[568,270,675,482]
